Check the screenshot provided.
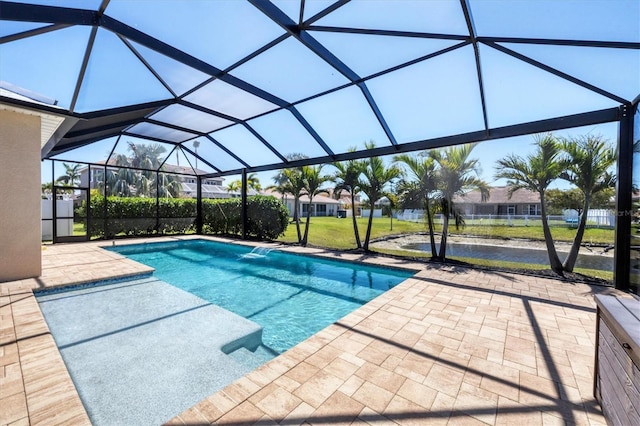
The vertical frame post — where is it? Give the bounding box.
[52,159,57,243]
[155,171,160,234]
[614,104,634,291]
[196,175,203,235]
[241,169,248,240]
[87,164,91,241]
[103,164,108,239]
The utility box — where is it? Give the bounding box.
[594,294,640,426]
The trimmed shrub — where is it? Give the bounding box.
[247,195,290,239]
[202,195,289,239]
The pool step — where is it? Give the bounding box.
[227,345,277,371]
[35,274,158,299]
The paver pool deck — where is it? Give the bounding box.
[0,235,623,425]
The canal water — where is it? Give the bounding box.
[403,242,613,271]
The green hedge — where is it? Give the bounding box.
[245,195,290,239]
[202,196,289,240]
[79,195,288,240]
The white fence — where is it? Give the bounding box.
[42,199,74,240]
[396,209,615,228]
[563,209,615,227]
[360,209,382,217]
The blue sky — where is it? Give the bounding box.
[2,1,635,189]
[251,120,620,192]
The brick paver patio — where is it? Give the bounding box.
[1,236,619,425]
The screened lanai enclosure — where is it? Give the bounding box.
[0,0,638,292]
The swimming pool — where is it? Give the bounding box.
[37,240,415,425]
[108,239,414,354]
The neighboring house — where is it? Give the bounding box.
[78,162,251,199]
[453,186,542,216]
[323,188,362,216]
[374,196,391,208]
[263,189,342,217]
[180,175,259,199]
[324,188,362,206]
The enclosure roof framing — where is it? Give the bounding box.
[0,0,637,177]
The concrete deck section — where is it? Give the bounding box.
[37,276,263,425]
[0,236,622,425]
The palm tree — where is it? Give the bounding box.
[56,163,82,186]
[559,134,616,272]
[135,172,154,197]
[300,165,330,246]
[193,140,200,170]
[226,176,261,195]
[270,156,308,243]
[282,167,306,243]
[332,152,365,248]
[101,153,134,196]
[394,152,439,258]
[129,142,166,170]
[109,167,134,197]
[157,173,182,198]
[247,173,262,193]
[267,173,288,203]
[430,144,489,259]
[226,180,241,193]
[360,142,401,251]
[495,133,564,275]
[274,154,309,243]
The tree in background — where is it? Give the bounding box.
[97,143,181,198]
[226,173,263,194]
[360,142,401,251]
[284,167,306,243]
[546,188,614,215]
[56,163,82,186]
[558,134,616,271]
[270,154,308,243]
[226,180,241,193]
[546,188,587,215]
[332,152,366,248]
[495,134,565,275]
[157,173,182,198]
[430,144,489,260]
[394,152,439,258]
[247,173,262,192]
[300,165,330,246]
[128,142,166,170]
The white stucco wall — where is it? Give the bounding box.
[0,109,42,282]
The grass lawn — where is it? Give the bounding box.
[276,216,614,282]
[73,222,87,236]
[277,216,615,249]
[277,216,428,249]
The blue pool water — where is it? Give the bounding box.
[108,240,413,354]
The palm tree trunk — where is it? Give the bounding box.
[563,196,590,272]
[439,210,449,259]
[424,196,437,258]
[293,197,302,243]
[539,192,564,275]
[302,199,312,246]
[350,192,361,248]
[363,207,375,252]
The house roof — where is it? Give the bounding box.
[263,189,341,205]
[0,82,68,149]
[181,182,258,197]
[454,186,540,204]
[1,1,636,178]
[86,158,220,177]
